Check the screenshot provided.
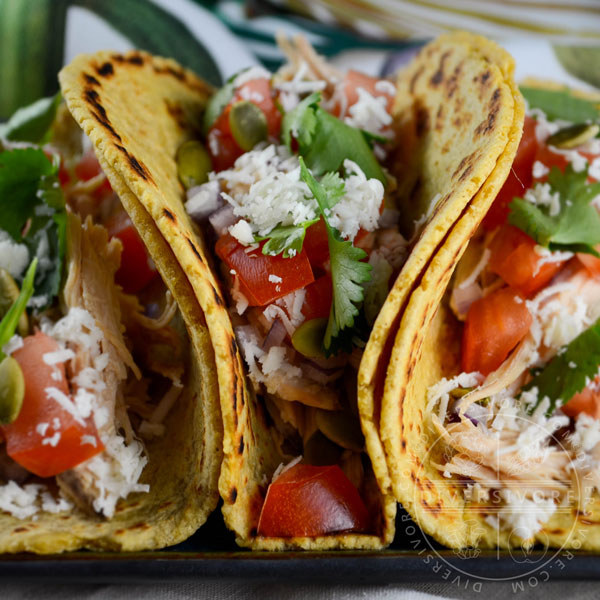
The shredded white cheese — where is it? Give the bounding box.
[0,231,29,279]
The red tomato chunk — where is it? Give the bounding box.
[106,211,159,294]
[3,332,104,478]
[488,224,566,297]
[216,233,314,306]
[257,464,371,537]
[462,286,532,376]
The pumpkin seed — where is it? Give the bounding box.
[0,356,24,425]
[176,140,212,189]
[316,408,365,452]
[291,318,327,359]
[547,123,600,149]
[228,100,268,152]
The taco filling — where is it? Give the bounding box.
[182,39,407,537]
[428,88,600,541]
[0,103,186,520]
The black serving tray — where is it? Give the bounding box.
[1,508,599,584]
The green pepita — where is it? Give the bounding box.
[315,408,365,452]
[0,356,24,425]
[0,269,28,337]
[547,122,600,149]
[176,140,212,189]
[228,101,268,152]
[291,318,327,359]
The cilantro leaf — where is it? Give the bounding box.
[0,259,37,360]
[0,148,67,306]
[319,172,346,209]
[299,158,372,350]
[520,86,599,123]
[0,148,57,241]
[256,220,318,258]
[508,164,600,256]
[281,92,320,148]
[0,93,61,144]
[525,318,600,416]
[282,93,386,184]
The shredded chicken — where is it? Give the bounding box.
[57,214,144,516]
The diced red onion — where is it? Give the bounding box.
[208,204,237,236]
[300,362,344,385]
[452,283,482,318]
[186,181,224,221]
[262,318,287,352]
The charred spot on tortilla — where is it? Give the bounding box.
[163,208,176,222]
[127,53,144,66]
[238,436,245,455]
[409,66,425,95]
[129,522,151,531]
[153,64,186,82]
[84,73,101,86]
[211,284,224,307]
[12,527,28,534]
[96,62,114,77]
[111,53,125,63]
[434,105,445,132]
[415,106,430,137]
[458,164,473,182]
[229,487,238,504]
[186,237,203,263]
[114,144,153,182]
[430,50,452,87]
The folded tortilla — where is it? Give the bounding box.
[58,33,522,550]
[0,58,222,554]
[365,62,600,550]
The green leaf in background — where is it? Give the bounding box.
[520,86,600,122]
[0,148,57,241]
[0,92,61,143]
[554,46,600,90]
[0,0,222,121]
[0,148,67,306]
[73,0,221,85]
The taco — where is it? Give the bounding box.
[377,79,600,549]
[0,92,221,553]
[59,32,521,549]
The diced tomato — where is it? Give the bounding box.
[533,144,598,183]
[462,286,532,376]
[302,274,333,321]
[488,224,565,296]
[106,211,159,294]
[257,463,371,537]
[578,246,600,277]
[216,233,314,306]
[208,78,281,172]
[74,150,113,197]
[562,377,600,419]
[483,116,538,230]
[333,71,395,118]
[303,218,330,270]
[3,332,104,478]
[207,106,244,172]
